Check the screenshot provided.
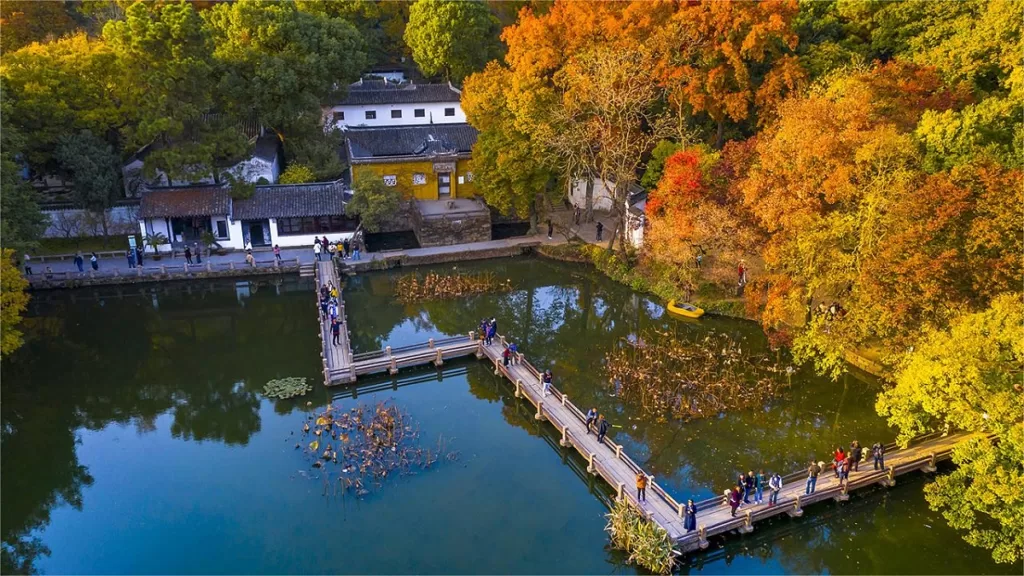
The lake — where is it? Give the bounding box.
[1,258,1011,574]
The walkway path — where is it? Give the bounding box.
[315,260,353,384]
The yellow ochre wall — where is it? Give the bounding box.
[353,160,477,201]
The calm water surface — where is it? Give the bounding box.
[1,258,1012,574]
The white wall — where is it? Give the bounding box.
[123,153,280,196]
[267,218,356,249]
[624,211,645,250]
[569,177,617,212]
[329,102,465,129]
[43,205,140,238]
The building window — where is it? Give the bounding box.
[333,111,345,122]
[412,173,426,185]
[215,219,229,239]
[444,107,455,117]
[458,176,465,185]
[383,175,397,186]
[414,109,425,118]
[391,109,402,119]
[466,171,474,182]
[276,215,359,236]
[365,110,376,120]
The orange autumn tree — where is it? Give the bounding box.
[645,141,762,291]
[647,0,806,145]
[740,61,979,376]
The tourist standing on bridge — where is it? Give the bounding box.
[806,461,821,494]
[839,456,851,487]
[872,442,886,470]
[728,487,741,517]
[768,472,782,506]
[585,407,598,434]
[684,499,697,532]
[850,440,863,471]
[320,294,329,319]
[597,414,609,443]
[508,341,518,364]
[756,470,767,504]
[313,240,322,261]
[331,318,341,346]
[635,473,647,502]
[502,346,511,367]
[542,370,553,396]
[833,446,846,478]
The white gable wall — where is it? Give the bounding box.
[329,102,465,129]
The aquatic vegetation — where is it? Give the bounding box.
[262,377,311,399]
[298,400,457,497]
[606,330,789,422]
[605,498,677,574]
[394,271,512,303]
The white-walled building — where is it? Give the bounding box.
[327,79,465,129]
[568,177,647,249]
[123,134,282,197]
[137,180,352,252]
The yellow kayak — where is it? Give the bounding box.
[667,300,705,319]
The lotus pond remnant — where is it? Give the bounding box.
[605,330,790,422]
[298,400,457,497]
[394,271,512,303]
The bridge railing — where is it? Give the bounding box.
[503,336,685,516]
[350,335,471,363]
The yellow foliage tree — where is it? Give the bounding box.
[1,249,30,357]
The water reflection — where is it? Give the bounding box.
[1,278,317,573]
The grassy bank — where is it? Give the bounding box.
[537,242,750,319]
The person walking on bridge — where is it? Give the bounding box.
[313,240,322,261]
[806,461,821,494]
[585,407,598,434]
[768,472,783,506]
[331,318,341,346]
[684,499,697,532]
[728,487,742,517]
[755,469,767,505]
[850,440,863,472]
[597,414,610,443]
[542,369,553,397]
[872,442,885,470]
[635,473,647,502]
[832,446,846,478]
[508,341,518,364]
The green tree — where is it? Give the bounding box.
[1,33,124,173]
[640,140,683,191]
[55,130,123,238]
[278,163,317,185]
[877,293,1024,564]
[282,123,345,181]
[463,62,559,220]
[204,0,366,137]
[404,0,502,83]
[103,1,221,180]
[0,249,31,357]
[347,178,402,233]
[294,0,410,66]
[0,87,46,252]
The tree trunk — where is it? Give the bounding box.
[584,173,595,223]
[528,195,539,235]
[716,118,725,149]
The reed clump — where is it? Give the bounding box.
[298,400,458,497]
[605,498,677,574]
[605,330,789,422]
[395,271,512,303]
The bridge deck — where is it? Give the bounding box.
[316,261,353,384]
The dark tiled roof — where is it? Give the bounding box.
[346,124,477,162]
[140,186,231,218]
[339,80,461,105]
[233,181,347,220]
